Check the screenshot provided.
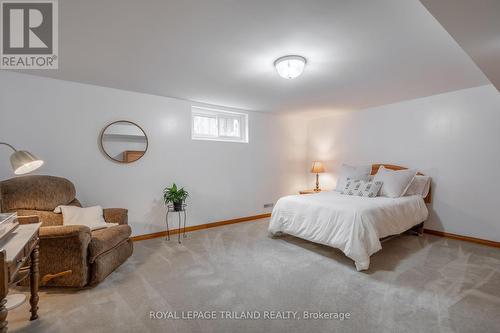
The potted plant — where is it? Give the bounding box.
[163,183,189,211]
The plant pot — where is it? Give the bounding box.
[173,201,183,211]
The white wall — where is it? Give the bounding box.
[3,71,498,243]
[307,85,500,242]
[0,72,308,236]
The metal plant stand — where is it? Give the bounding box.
[165,203,187,243]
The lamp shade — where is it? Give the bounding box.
[10,150,44,175]
[310,161,325,173]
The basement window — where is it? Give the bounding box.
[191,106,248,143]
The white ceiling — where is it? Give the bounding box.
[421,0,500,92]
[22,0,490,113]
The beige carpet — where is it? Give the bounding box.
[7,218,500,333]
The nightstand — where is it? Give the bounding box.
[299,189,322,195]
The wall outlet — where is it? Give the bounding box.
[263,203,274,208]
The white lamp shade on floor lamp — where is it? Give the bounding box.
[10,150,44,175]
[1,143,44,175]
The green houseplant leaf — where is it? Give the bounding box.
[163,183,189,205]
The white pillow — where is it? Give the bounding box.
[373,166,417,198]
[335,164,372,191]
[55,205,108,230]
[405,175,431,198]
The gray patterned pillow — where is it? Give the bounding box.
[359,180,383,197]
[342,178,364,196]
[342,178,383,197]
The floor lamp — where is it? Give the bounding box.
[0,142,44,175]
[1,142,44,310]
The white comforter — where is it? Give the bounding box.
[268,191,428,271]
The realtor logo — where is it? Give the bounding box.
[1,0,58,69]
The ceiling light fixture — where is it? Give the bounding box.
[274,55,307,79]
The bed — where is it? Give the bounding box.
[268,164,430,271]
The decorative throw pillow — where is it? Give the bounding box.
[55,205,108,231]
[341,178,364,196]
[335,164,372,191]
[342,178,383,197]
[405,175,431,197]
[373,166,417,198]
[359,180,383,198]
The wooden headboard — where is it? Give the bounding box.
[371,164,431,203]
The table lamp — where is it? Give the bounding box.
[311,161,325,191]
[1,142,44,175]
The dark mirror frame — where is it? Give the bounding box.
[100,120,148,164]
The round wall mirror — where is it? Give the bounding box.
[100,120,148,163]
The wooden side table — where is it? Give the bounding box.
[299,189,322,195]
[0,220,41,332]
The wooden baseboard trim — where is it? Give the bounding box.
[131,213,272,242]
[132,216,500,248]
[423,228,500,249]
